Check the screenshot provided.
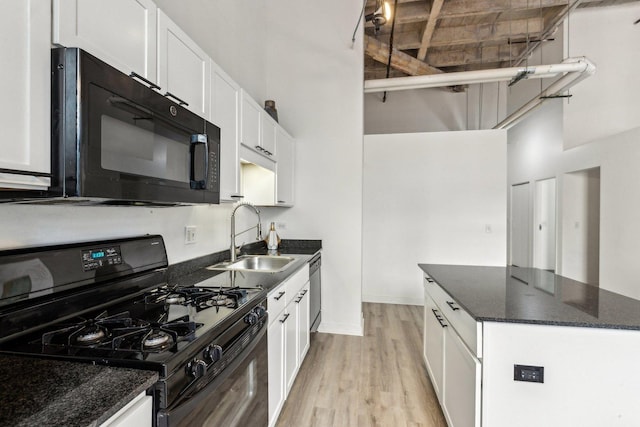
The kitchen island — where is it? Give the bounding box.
[419,264,640,427]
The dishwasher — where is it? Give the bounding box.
[309,253,322,332]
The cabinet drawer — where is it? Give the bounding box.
[285,265,310,305]
[267,285,287,326]
[424,275,481,357]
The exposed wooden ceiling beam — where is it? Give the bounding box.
[364,35,443,76]
[429,17,544,48]
[426,44,529,68]
[417,0,444,61]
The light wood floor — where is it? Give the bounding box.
[276,303,447,427]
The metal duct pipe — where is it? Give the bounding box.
[363,57,594,93]
[494,57,596,129]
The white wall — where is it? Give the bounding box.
[364,82,506,134]
[257,0,365,335]
[507,2,640,299]
[0,203,234,264]
[362,130,507,305]
[563,3,640,149]
[153,0,268,103]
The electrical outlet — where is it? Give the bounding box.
[276,222,287,230]
[485,224,492,233]
[185,226,197,244]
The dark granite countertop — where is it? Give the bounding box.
[419,264,640,330]
[168,239,322,294]
[0,355,157,427]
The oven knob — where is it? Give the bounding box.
[186,359,207,378]
[254,305,267,318]
[244,312,258,325]
[204,344,223,363]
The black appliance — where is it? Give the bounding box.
[309,253,321,332]
[48,47,220,204]
[0,235,268,427]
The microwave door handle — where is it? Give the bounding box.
[190,134,208,190]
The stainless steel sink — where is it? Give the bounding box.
[207,255,296,273]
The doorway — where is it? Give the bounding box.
[510,182,530,267]
[533,178,557,272]
[561,168,600,285]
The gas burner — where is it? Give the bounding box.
[164,294,186,305]
[74,326,108,345]
[207,294,231,306]
[143,330,173,349]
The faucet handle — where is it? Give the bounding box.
[235,242,245,256]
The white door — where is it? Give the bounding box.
[53,0,157,81]
[561,168,600,285]
[423,291,445,399]
[0,0,51,190]
[275,128,295,206]
[157,9,210,118]
[443,328,481,427]
[284,304,299,394]
[297,283,310,361]
[534,178,557,271]
[210,63,243,201]
[267,317,285,426]
[510,183,530,267]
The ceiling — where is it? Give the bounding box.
[364,0,640,81]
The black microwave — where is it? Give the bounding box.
[49,47,220,204]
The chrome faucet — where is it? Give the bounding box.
[230,202,262,262]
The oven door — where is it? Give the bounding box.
[157,324,268,427]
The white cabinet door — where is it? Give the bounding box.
[284,304,299,394]
[53,0,157,82]
[240,90,262,153]
[423,291,446,399]
[275,128,295,206]
[261,113,277,157]
[297,283,310,361]
[0,0,51,190]
[157,9,210,118]
[268,313,285,427]
[443,327,481,427]
[100,392,152,427]
[210,62,243,201]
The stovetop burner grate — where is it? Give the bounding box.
[39,311,200,354]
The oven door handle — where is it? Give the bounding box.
[190,134,209,190]
[157,322,267,426]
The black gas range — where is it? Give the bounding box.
[0,235,269,427]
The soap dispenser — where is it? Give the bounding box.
[266,222,280,251]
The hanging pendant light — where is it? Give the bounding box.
[365,0,392,34]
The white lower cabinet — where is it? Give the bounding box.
[284,300,299,394]
[423,276,481,427]
[297,283,310,361]
[268,310,286,426]
[99,392,152,427]
[443,327,481,427]
[267,265,311,427]
[423,292,445,399]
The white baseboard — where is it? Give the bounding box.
[316,319,364,336]
[362,294,423,306]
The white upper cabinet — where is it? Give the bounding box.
[260,113,277,157]
[0,0,51,190]
[275,128,295,206]
[53,0,157,82]
[157,9,210,118]
[240,89,263,153]
[210,62,243,202]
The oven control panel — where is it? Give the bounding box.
[81,246,122,271]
